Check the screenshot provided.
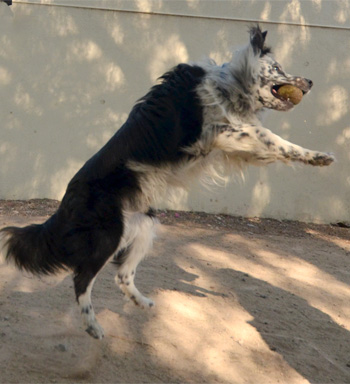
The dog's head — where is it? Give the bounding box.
[249,26,313,112]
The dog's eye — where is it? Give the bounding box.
[272,64,284,75]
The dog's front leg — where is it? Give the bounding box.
[215,124,335,166]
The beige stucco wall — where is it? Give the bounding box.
[1,1,349,223]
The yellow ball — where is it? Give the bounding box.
[277,85,303,105]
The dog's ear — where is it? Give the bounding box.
[250,25,268,55]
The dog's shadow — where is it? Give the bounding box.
[219,268,350,384]
[122,250,350,384]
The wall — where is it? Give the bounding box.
[0,0,349,223]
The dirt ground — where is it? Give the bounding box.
[0,200,350,384]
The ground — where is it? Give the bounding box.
[0,199,350,384]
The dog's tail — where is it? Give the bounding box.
[1,218,66,275]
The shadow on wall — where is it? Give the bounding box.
[0,1,349,222]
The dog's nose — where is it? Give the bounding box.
[307,79,313,88]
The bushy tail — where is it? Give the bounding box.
[1,221,66,275]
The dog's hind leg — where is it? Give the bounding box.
[113,212,158,308]
[74,262,109,339]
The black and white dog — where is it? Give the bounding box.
[1,26,334,339]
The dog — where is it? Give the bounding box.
[0,26,334,339]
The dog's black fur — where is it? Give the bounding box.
[1,26,334,339]
[6,66,204,275]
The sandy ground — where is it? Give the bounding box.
[0,200,350,384]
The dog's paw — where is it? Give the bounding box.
[309,152,335,166]
[130,294,155,309]
[85,322,105,340]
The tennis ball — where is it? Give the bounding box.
[277,85,303,105]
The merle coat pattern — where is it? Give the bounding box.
[1,26,334,339]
